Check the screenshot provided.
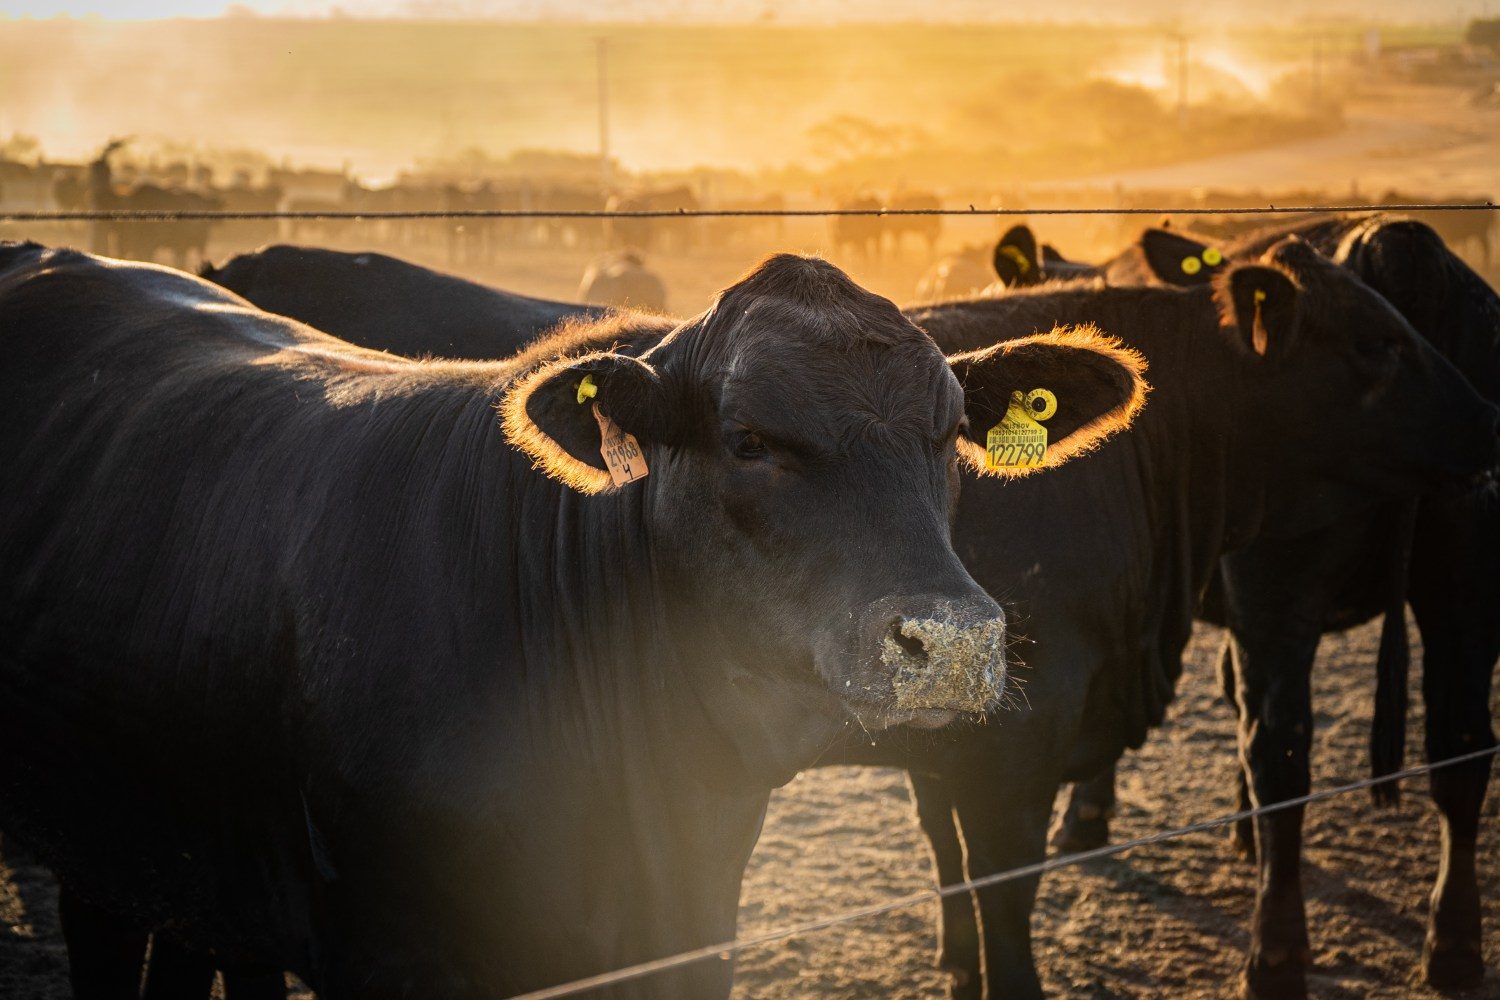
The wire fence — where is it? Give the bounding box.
[3,191,1494,997]
[506,743,1500,1000]
[1,202,1496,223]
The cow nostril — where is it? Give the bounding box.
[889,623,927,660]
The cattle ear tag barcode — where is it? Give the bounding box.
[592,405,649,487]
[985,389,1056,470]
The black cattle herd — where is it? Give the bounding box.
[0,211,1494,1000]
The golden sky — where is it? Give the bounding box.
[1,0,1474,22]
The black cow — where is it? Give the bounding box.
[0,244,1146,999]
[831,237,1499,999]
[201,245,610,360]
[1059,217,1500,996]
[985,224,1103,289]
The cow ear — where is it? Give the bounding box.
[1215,265,1300,359]
[949,326,1149,477]
[1140,228,1226,286]
[501,351,675,494]
[992,224,1041,287]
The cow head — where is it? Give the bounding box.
[991,224,1100,289]
[1137,227,1229,287]
[1220,238,1500,533]
[503,255,1147,754]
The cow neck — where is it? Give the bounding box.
[382,387,798,993]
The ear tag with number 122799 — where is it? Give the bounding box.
[985,388,1056,470]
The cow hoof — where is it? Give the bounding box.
[941,962,982,1000]
[1241,950,1309,1000]
[1052,814,1110,854]
[1424,936,1485,991]
[1228,824,1256,862]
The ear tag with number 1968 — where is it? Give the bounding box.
[985,388,1056,470]
[593,405,649,487]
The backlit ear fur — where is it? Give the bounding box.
[500,350,667,495]
[950,325,1150,479]
[1212,264,1301,359]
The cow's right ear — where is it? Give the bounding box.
[949,326,1149,476]
[992,224,1041,287]
[501,351,675,494]
[1140,228,1226,286]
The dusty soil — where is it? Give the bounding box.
[732,619,1500,999]
[3,618,1495,998]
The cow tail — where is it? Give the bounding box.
[1370,502,1418,807]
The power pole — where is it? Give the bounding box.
[596,36,611,194]
[1175,33,1189,127]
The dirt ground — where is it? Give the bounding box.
[732,618,1500,999]
[2,618,1495,998]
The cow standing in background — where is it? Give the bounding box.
[604,185,700,255]
[1056,217,1500,996]
[84,140,221,270]
[847,238,1500,1000]
[0,244,1148,1000]
[831,194,884,260]
[578,249,668,313]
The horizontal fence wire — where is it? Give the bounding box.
[507,742,1500,1000]
[0,202,1497,223]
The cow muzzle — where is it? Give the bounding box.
[882,599,1007,716]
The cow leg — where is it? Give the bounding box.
[58,885,148,1000]
[1230,626,1320,1000]
[908,771,981,1000]
[1051,762,1116,853]
[1410,593,1496,989]
[1218,636,1256,861]
[141,937,217,999]
[951,774,1053,1000]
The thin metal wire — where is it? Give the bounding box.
[506,743,1500,1000]
[1,202,1496,223]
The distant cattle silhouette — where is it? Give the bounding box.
[579,249,668,313]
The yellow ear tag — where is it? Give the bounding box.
[1253,289,1267,303]
[576,374,598,405]
[1202,247,1223,266]
[1181,256,1203,275]
[999,244,1032,276]
[985,390,1052,470]
[592,405,649,487]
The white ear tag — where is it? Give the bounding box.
[593,405,649,487]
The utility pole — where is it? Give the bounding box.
[596,36,611,194]
[1312,37,1323,110]
[1175,33,1189,128]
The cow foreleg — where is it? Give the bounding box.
[951,776,1052,1000]
[141,937,217,999]
[1218,636,1256,861]
[908,771,981,1000]
[1050,762,1116,853]
[1230,627,1319,1000]
[58,885,149,1000]
[1411,599,1495,989]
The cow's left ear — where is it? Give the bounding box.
[1140,228,1226,287]
[992,224,1042,287]
[949,327,1149,477]
[501,351,677,494]
[1215,264,1300,359]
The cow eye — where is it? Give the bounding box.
[732,431,769,460]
